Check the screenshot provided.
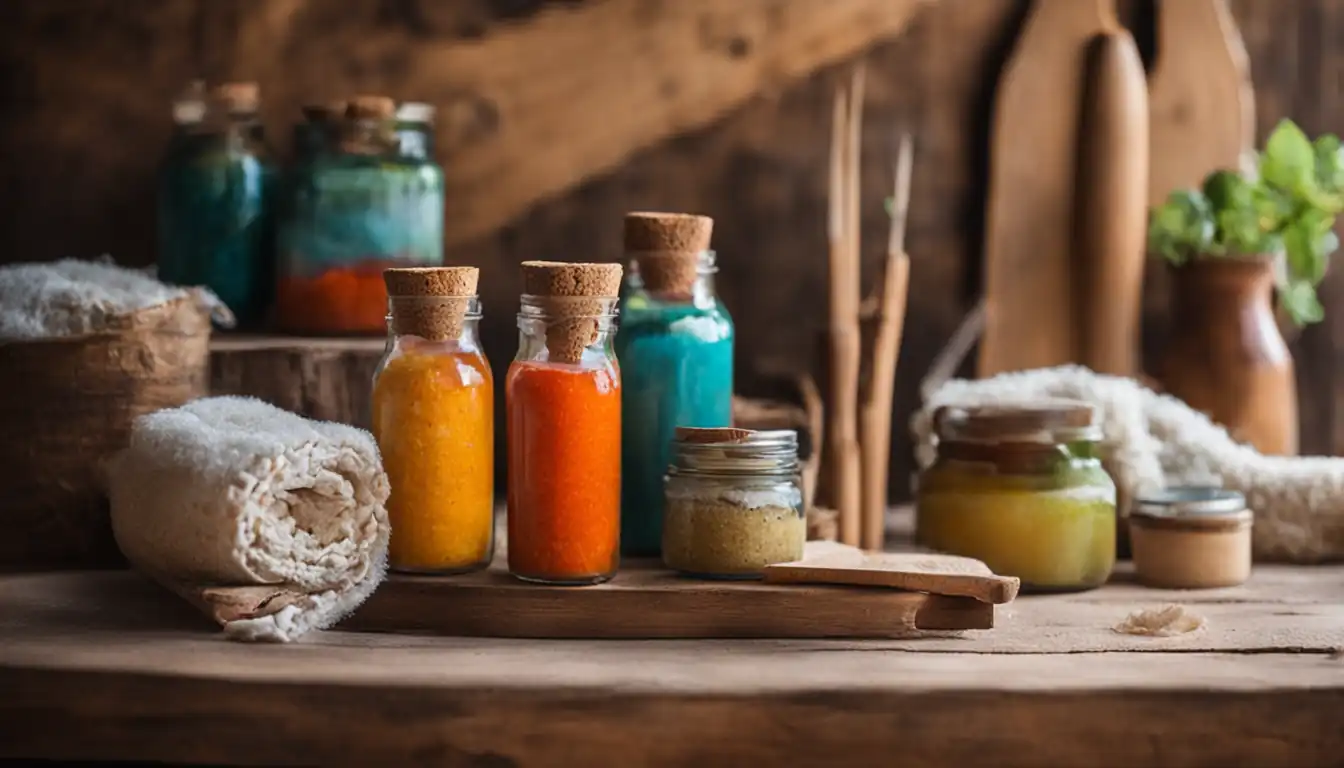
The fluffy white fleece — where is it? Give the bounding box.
[912,366,1344,563]
[0,258,208,340]
[107,396,391,642]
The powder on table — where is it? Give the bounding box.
[506,360,621,582]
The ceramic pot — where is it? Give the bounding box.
[1160,256,1298,456]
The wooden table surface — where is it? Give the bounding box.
[2,512,1343,767]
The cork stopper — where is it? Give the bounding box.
[624,212,714,294]
[345,94,396,120]
[209,82,260,114]
[521,260,622,364]
[384,267,479,341]
[674,427,755,444]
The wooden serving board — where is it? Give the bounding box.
[979,0,1117,378]
[764,542,1020,604]
[344,543,994,639]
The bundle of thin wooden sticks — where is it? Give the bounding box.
[827,63,913,551]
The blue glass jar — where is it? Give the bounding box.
[276,97,445,335]
[616,243,735,557]
[157,81,276,328]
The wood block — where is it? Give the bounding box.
[344,543,993,639]
[763,541,1020,604]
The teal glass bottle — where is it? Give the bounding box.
[616,249,735,556]
[275,97,445,335]
[157,82,276,328]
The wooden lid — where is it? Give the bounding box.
[345,95,396,120]
[384,267,478,298]
[933,399,1101,443]
[521,260,622,298]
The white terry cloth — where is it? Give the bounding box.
[912,365,1344,564]
[0,257,227,341]
[107,396,391,642]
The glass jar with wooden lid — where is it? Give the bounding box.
[916,399,1116,592]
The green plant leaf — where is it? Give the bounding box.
[1148,189,1215,264]
[1261,119,1318,195]
[1314,133,1344,194]
[1280,279,1325,325]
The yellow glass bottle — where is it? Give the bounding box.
[916,400,1116,592]
[372,267,494,574]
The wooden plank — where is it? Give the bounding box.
[0,661,1340,767]
[214,0,939,249]
[344,553,992,639]
[1,563,1340,764]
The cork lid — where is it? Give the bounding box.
[384,267,479,341]
[520,260,622,364]
[209,82,260,114]
[345,95,396,121]
[624,212,714,294]
[933,399,1101,444]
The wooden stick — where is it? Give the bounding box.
[859,133,914,552]
[828,67,865,548]
[796,373,825,513]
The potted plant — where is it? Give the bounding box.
[1147,119,1344,455]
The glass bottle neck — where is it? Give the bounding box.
[627,251,719,307]
[396,123,434,159]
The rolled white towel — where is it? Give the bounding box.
[107,396,391,642]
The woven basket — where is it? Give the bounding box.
[0,295,212,570]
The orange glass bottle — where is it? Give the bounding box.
[506,261,623,585]
[372,266,494,574]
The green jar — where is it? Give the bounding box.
[157,81,276,328]
[276,97,445,335]
[916,399,1117,592]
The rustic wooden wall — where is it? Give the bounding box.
[2,0,1343,503]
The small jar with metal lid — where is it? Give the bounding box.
[1129,487,1252,589]
[662,427,806,580]
[917,399,1117,592]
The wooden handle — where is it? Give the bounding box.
[1075,30,1148,376]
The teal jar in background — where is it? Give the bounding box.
[157,81,276,328]
[275,96,445,335]
[616,213,735,557]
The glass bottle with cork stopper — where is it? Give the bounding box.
[615,212,735,557]
[916,399,1117,592]
[372,266,494,574]
[276,95,445,335]
[157,80,276,328]
[506,260,623,585]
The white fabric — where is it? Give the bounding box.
[912,365,1344,563]
[108,396,391,642]
[0,258,198,340]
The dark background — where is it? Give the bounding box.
[2,0,1341,503]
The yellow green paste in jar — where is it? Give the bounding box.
[662,488,805,579]
[917,462,1116,591]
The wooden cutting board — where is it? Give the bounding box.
[979,0,1118,378]
[1075,30,1149,377]
[344,542,995,639]
[763,541,1020,604]
[1147,0,1254,207]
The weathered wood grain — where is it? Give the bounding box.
[0,564,1341,766]
[5,0,1344,513]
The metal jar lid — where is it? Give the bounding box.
[669,428,799,476]
[1131,487,1252,532]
